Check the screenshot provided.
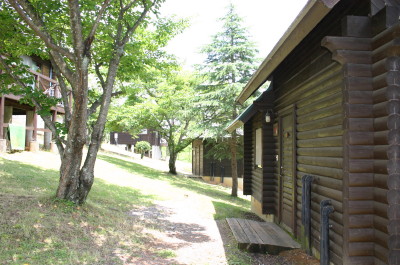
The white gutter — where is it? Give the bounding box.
[236,0,340,104]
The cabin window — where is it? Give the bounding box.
[255,128,262,167]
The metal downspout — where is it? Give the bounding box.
[320,200,334,265]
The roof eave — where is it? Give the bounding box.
[226,120,244,134]
[236,0,340,104]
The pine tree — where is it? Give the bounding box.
[198,4,258,197]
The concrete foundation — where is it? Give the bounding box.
[251,197,274,222]
[201,176,244,190]
[0,139,6,153]
[50,142,58,153]
[29,141,39,152]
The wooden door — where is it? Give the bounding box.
[279,110,296,232]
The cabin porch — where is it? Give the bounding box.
[0,69,67,152]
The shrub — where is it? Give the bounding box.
[135,141,151,159]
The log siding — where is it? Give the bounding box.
[239,1,400,264]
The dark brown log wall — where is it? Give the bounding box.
[274,50,344,264]
[192,139,244,178]
[251,112,264,203]
[243,1,399,264]
[262,99,276,215]
[248,95,276,214]
[371,7,400,264]
[243,121,253,195]
[324,15,376,264]
[269,2,374,264]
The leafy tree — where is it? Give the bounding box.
[0,0,183,204]
[197,4,258,196]
[135,141,150,159]
[112,68,201,174]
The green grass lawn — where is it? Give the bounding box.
[0,153,254,265]
[161,145,192,164]
[177,145,192,163]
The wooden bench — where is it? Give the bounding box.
[226,218,300,254]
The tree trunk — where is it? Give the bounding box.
[229,131,238,197]
[55,55,90,203]
[6,0,155,206]
[169,149,177,174]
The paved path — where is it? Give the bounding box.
[94,150,230,264]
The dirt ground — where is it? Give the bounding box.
[0,150,319,265]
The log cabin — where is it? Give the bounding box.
[110,129,162,159]
[192,138,244,189]
[227,0,400,264]
[0,55,67,152]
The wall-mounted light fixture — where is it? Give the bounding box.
[265,109,273,123]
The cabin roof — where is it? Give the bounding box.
[236,0,341,104]
[226,104,256,133]
[226,90,271,133]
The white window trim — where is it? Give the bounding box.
[255,128,262,167]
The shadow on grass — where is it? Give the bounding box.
[0,157,184,264]
[0,158,60,197]
[98,154,250,209]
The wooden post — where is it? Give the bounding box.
[44,120,52,150]
[33,107,37,141]
[0,96,4,139]
[0,96,5,152]
[25,110,34,147]
[29,107,39,152]
[4,106,12,124]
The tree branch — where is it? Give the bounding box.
[87,91,123,117]
[85,0,111,53]
[120,0,156,46]
[122,0,139,13]
[176,119,190,151]
[49,56,72,129]
[7,0,75,83]
[67,0,85,58]
[7,0,75,62]
[94,62,106,90]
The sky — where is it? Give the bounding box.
[159,0,309,68]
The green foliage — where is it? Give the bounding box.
[177,145,192,163]
[136,141,151,159]
[107,67,202,173]
[196,4,259,160]
[204,137,243,161]
[197,4,258,127]
[155,249,176,258]
[0,0,187,144]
